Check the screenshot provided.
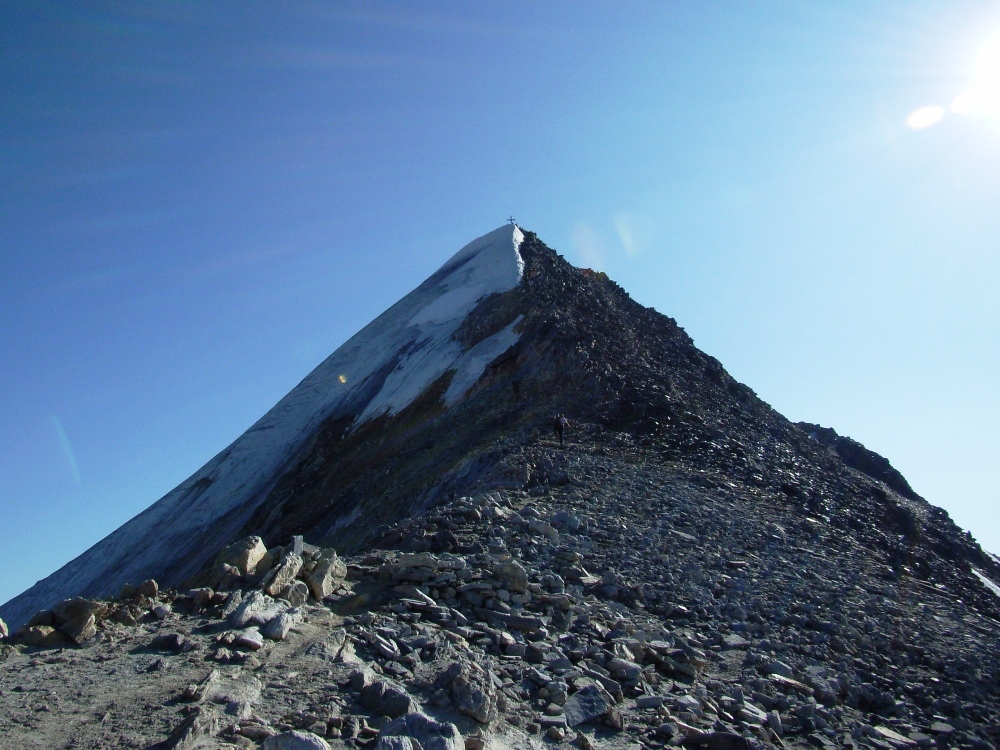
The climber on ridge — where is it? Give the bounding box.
[553,414,569,447]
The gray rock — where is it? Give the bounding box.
[18,624,67,648]
[262,612,296,640]
[0,616,7,639]
[159,705,219,749]
[303,629,348,661]
[152,604,171,620]
[306,553,348,600]
[380,712,463,750]
[151,632,196,652]
[361,679,417,718]
[60,613,97,645]
[230,590,269,628]
[722,633,749,649]
[434,662,498,723]
[202,672,263,719]
[607,657,643,682]
[564,684,614,727]
[280,580,310,607]
[767,660,794,678]
[261,730,332,750]
[137,579,159,599]
[767,710,782,736]
[636,695,664,709]
[219,590,244,619]
[375,736,423,750]
[496,561,528,593]
[264,553,304,597]
[234,627,264,651]
[552,511,581,531]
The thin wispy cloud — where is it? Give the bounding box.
[50,414,81,484]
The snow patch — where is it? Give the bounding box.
[972,568,1000,598]
[445,316,523,404]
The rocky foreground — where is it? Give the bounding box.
[2,429,999,750]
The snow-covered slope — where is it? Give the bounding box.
[1,225,525,628]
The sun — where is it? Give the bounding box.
[908,30,1000,128]
[951,32,1000,118]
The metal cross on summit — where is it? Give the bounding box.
[507,215,516,225]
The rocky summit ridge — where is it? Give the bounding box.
[1,227,999,750]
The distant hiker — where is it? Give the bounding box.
[553,414,569,446]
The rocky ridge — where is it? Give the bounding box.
[2,425,999,750]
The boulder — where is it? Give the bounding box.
[262,612,296,641]
[230,590,269,628]
[380,712,464,750]
[263,553,303,597]
[137,579,159,599]
[496,562,528,593]
[261,730,331,750]
[28,610,54,627]
[190,587,214,609]
[305,553,348,600]
[234,627,265,651]
[362,679,417,718]
[376,737,423,750]
[151,632,196,652]
[151,604,171,620]
[280,580,310,607]
[17,625,66,648]
[219,590,244,619]
[52,597,108,626]
[60,613,97,645]
[434,662,498,723]
[606,657,643,682]
[161,706,220,749]
[215,536,269,576]
[187,563,242,591]
[563,684,615,727]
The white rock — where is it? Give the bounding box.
[235,627,265,651]
[151,604,171,620]
[230,590,270,628]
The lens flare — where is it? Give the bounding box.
[906,105,945,129]
[338,374,347,384]
[952,92,978,114]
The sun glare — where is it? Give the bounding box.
[908,32,1000,129]
[951,33,1000,118]
[907,105,945,129]
[952,92,978,114]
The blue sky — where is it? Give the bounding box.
[2,2,999,607]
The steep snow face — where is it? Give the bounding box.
[1,225,525,628]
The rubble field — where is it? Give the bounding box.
[3,428,998,750]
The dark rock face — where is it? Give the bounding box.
[797,422,919,501]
